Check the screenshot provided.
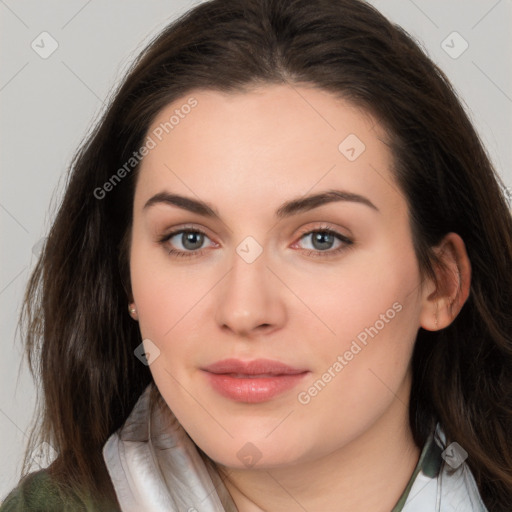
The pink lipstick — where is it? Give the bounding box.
[201,358,309,403]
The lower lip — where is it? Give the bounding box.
[203,371,309,403]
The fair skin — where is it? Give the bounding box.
[128,84,470,511]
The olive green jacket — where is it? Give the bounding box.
[0,470,120,512]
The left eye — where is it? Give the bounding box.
[298,230,343,251]
[292,228,353,257]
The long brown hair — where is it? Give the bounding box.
[18,0,512,509]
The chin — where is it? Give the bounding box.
[193,431,313,471]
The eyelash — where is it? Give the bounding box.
[157,224,354,259]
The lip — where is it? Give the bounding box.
[201,358,309,403]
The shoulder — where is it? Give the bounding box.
[0,470,120,512]
[1,470,62,511]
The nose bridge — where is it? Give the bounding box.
[215,239,285,335]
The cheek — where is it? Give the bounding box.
[130,231,197,338]
[291,239,420,350]
[292,287,420,456]
[294,241,422,407]
[129,235,216,397]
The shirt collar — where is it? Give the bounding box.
[103,385,484,512]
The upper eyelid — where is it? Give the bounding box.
[159,226,212,244]
[160,224,352,248]
[293,228,353,249]
[160,223,350,237]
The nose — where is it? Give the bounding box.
[215,247,287,338]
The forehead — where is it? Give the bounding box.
[146,84,380,155]
[135,85,402,218]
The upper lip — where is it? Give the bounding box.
[202,358,308,376]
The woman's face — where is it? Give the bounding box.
[130,85,429,469]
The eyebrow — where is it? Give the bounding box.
[143,189,379,219]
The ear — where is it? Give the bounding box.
[128,302,139,321]
[419,232,471,331]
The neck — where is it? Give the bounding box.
[215,386,420,512]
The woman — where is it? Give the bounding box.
[1,0,511,510]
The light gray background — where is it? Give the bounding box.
[1,0,511,498]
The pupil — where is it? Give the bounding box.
[313,232,333,250]
[183,232,203,250]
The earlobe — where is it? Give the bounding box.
[128,303,139,321]
[419,232,471,331]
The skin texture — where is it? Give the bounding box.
[128,85,471,512]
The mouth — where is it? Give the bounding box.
[201,358,310,403]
